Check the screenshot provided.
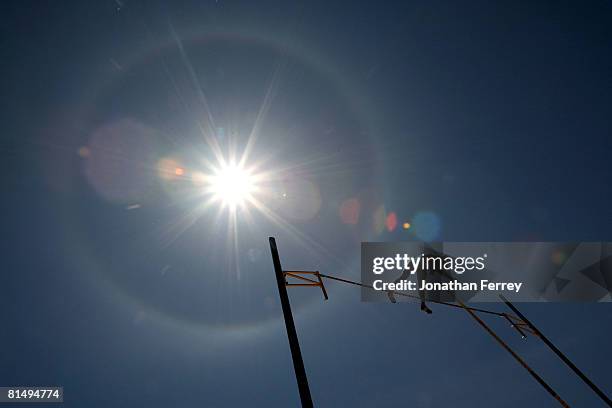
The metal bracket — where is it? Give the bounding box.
[504,313,537,338]
[283,270,329,300]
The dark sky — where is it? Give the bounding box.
[2,1,612,407]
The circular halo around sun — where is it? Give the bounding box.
[63,29,383,338]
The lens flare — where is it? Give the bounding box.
[385,211,398,232]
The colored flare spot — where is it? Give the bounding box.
[386,212,397,231]
[340,198,361,225]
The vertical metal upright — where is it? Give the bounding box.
[500,295,612,407]
[269,237,314,408]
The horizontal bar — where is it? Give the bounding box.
[284,270,319,274]
[285,273,319,284]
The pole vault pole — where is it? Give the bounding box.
[269,237,314,408]
[500,295,612,407]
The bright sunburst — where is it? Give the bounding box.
[209,163,256,208]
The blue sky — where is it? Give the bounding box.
[2,1,612,406]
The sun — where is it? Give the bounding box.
[209,163,256,207]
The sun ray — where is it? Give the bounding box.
[239,60,285,169]
[169,23,226,167]
[247,195,346,267]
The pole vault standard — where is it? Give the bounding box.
[500,295,612,408]
[269,237,314,408]
[269,238,611,407]
[268,237,577,407]
[458,299,570,408]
